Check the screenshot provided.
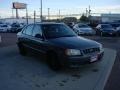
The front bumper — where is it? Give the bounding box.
[65,52,104,68]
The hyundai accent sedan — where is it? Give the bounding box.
[17,23,104,70]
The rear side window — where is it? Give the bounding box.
[32,24,42,37]
[23,25,34,35]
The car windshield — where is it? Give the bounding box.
[12,24,20,27]
[41,24,77,39]
[1,25,7,27]
[102,25,113,29]
[78,24,89,28]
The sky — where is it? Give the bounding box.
[0,0,120,18]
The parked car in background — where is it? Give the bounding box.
[20,23,26,28]
[116,26,120,36]
[96,24,117,36]
[110,23,120,29]
[0,24,11,32]
[73,23,96,35]
[17,22,104,70]
[66,22,75,29]
[10,23,23,33]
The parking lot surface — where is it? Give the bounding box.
[0,33,120,90]
[83,36,120,90]
[0,45,116,90]
[0,33,17,47]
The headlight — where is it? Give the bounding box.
[65,49,82,56]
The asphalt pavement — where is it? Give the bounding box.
[0,33,120,90]
[84,36,120,90]
[0,45,116,90]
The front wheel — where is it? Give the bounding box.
[116,32,119,37]
[18,43,27,56]
[47,53,61,71]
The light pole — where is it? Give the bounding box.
[26,6,28,24]
[59,9,61,20]
[16,9,19,19]
[48,8,50,20]
[12,8,14,18]
[40,0,43,22]
[34,10,36,23]
[88,5,91,16]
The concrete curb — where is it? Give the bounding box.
[93,48,117,90]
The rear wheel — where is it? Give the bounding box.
[18,43,27,56]
[47,52,61,71]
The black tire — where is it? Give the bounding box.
[47,52,61,71]
[116,33,119,37]
[18,43,27,56]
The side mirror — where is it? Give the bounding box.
[35,34,43,38]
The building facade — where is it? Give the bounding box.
[101,14,120,22]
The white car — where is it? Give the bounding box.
[0,24,11,32]
[116,26,120,31]
[73,23,96,35]
[116,26,120,36]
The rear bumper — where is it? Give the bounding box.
[65,52,104,68]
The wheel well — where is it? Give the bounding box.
[17,42,23,47]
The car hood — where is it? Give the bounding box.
[78,28,94,32]
[48,36,100,49]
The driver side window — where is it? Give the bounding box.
[22,24,34,36]
[32,24,42,37]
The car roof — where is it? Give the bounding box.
[34,22,64,25]
[99,24,111,26]
[75,23,89,26]
[0,24,7,25]
[77,23,87,25]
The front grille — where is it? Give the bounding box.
[83,47,100,54]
